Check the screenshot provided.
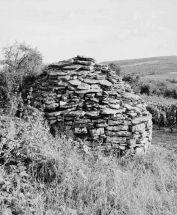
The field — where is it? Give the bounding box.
[141,72,177,82]
[141,94,177,105]
[103,56,177,81]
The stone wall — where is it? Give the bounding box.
[32,56,152,156]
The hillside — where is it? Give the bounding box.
[103,56,177,80]
[1,112,177,215]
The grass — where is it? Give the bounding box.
[1,108,177,215]
[152,129,177,151]
[141,94,177,106]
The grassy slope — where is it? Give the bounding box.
[141,94,177,105]
[103,56,177,78]
[1,111,177,215]
[153,129,177,151]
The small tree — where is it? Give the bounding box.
[1,41,43,75]
[0,41,43,96]
[0,42,43,110]
[108,63,121,76]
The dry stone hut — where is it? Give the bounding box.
[32,55,152,156]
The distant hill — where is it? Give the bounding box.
[103,56,177,80]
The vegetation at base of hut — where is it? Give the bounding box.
[0,107,177,215]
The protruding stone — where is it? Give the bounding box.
[126,112,137,118]
[45,111,62,117]
[74,60,94,66]
[99,80,112,87]
[107,136,126,143]
[77,82,90,90]
[62,64,82,70]
[83,79,100,84]
[108,120,124,125]
[48,71,67,76]
[108,104,120,109]
[132,116,150,125]
[49,58,74,68]
[85,111,100,117]
[75,88,102,94]
[74,127,87,134]
[90,84,100,89]
[89,127,104,137]
[132,123,145,132]
[101,108,125,115]
[95,121,108,128]
[105,125,129,131]
[65,110,85,117]
[105,131,131,137]
[45,103,59,110]
[68,79,81,86]
[76,55,95,62]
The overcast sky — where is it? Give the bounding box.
[0,0,177,63]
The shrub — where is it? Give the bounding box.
[0,42,43,106]
[122,75,141,93]
[166,78,177,84]
[140,83,152,95]
[108,63,121,76]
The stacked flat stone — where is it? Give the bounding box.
[32,56,152,155]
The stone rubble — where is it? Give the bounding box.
[32,55,153,156]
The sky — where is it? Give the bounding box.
[0,0,177,63]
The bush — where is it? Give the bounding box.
[122,75,177,99]
[109,63,121,76]
[122,75,141,94]
[166,78,177,84]
[0,42,43,109]
[1,41,43,76]
[140,83,152,95]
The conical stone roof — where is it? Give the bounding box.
[32,55,152,156]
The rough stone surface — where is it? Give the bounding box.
[32,55,152,156]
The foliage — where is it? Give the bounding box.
[145,80,177,98]
[122,74,140,93]
[108,63,121,76]
[166,78,177,84]
[122,74,177,99]
[1,107,177,214]
[0,42,43,109]
[141,94,177,128]
[140,83,152,95]
[1,41,43,76]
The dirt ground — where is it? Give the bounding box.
[152,129,177,152]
